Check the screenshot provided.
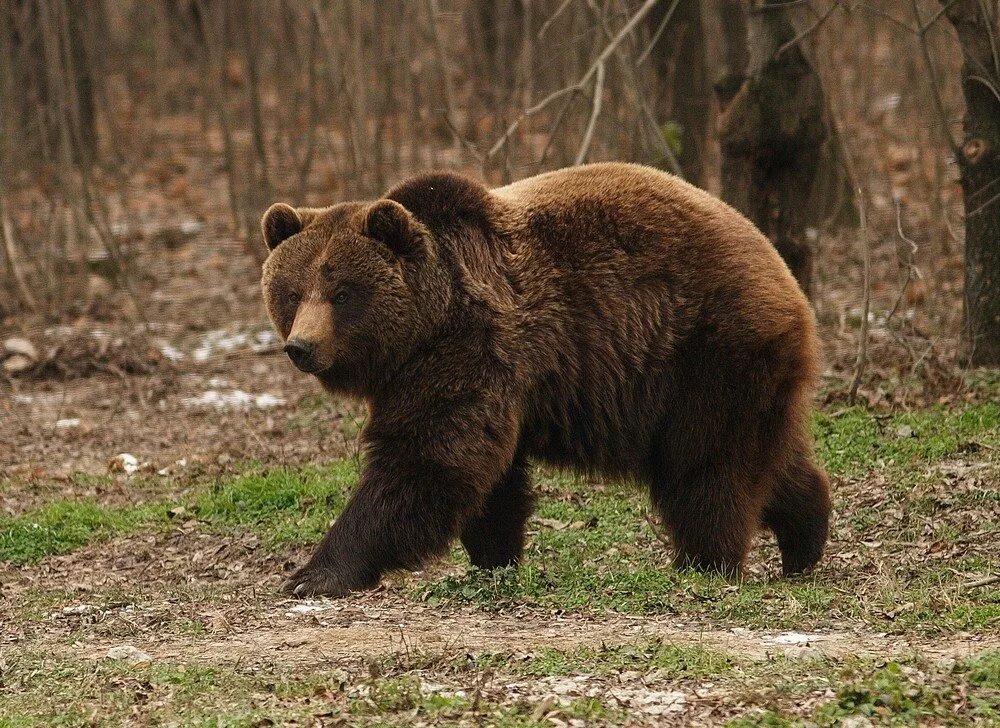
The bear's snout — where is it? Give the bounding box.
[284,338,319,372]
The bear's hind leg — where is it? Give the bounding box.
[461,454,535,569]
[763,446,831,575]
[651,463,760,577]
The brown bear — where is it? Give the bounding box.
[260,162,831,598]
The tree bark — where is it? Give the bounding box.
[716,0,829,298]
[648,0,711,186]
[941,1,1000,365]
[464,0,525,141]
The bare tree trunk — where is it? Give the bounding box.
[716,0,829,298]
[940,0,1000,365]
[648,0,711,185]
[714,0,751,212]
[465,0,525,141]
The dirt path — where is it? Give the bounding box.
[6,517,997,674]
[66,598,999,668]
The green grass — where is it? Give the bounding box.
[731,651,1000,726]
[4,649,998,727]
[0,653,617,727]
[3,404,998,634]
[192,459,357,545]
[0,500,167,565]
[416,404,999,629]
[418,501,846,623]
[0,461,359,565]
[814,402,1000,480]
[0,656,330,727]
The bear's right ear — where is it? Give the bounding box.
[261,203,302,251]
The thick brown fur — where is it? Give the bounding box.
[260,162,831,597]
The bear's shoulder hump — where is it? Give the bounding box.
[386,172,494,232]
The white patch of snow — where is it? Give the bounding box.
[181,389,285,410]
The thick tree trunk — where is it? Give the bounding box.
[648,0,711,186]
[716,0,830,298]
[941,1,1000,365]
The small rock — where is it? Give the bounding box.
[2,337,39,375]
[783,645,825,660]
[285,602,333,618]
[55,418,81,429]
[61,604,98,616]
[106,645,152,664]
[2,336,38,360]
[3,353,34,375]
[108,453,140,476]
[840,717,874,728]
[536,518,569,530]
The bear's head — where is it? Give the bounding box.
[260,198,448,394]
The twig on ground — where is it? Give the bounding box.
[964,574,1000,589]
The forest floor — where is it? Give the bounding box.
[2,364,999,725]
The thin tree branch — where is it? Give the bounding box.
[537,0,574,40]
[0,186,38,312]
[426,0,462,160]
[886,198,922,323]
[488,0,660,161]
[774,1,840,60]
[850,189,871,402]
[582,0,683,176]
[636,0,681,66]
[575,61,605,165]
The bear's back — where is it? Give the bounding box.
[493,163,809,344]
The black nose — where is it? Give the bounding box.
[283,339,315,370]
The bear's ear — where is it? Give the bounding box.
[363,199,422,258]
[261,203,303,251]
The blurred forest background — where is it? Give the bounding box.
[1,0,999,406]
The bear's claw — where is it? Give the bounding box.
[281,566,353,598]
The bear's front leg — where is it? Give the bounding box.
[283,423,515,598]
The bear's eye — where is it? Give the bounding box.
[286,291,301,306]
[332,290,349,305]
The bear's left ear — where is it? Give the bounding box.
[262,203,302,251]
[363,200,422,258]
